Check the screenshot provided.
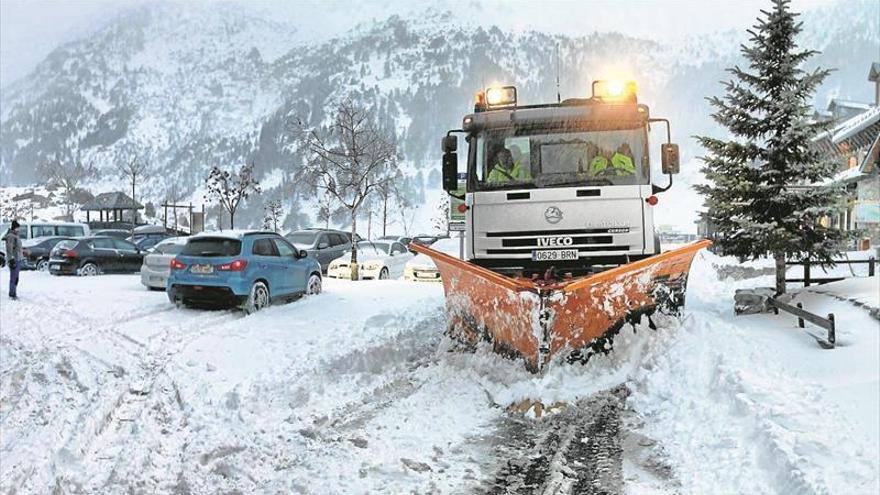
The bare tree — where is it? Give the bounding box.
[298,101,398,280]
[204,161,261,229]
[118,155,148,224]
[316,189,334,230]
[431,195,450,236]
[262,199,284,232]
[39,158,96,220]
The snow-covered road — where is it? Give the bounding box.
[1,252,877,494]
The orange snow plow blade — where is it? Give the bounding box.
[411,240,711,371]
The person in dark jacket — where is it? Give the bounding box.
[3,220,22,299]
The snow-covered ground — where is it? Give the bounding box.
[1,250,877,493]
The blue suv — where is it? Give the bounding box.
[167,231,322,313]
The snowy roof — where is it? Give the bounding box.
[81,192,143,211]
[869,62,880,82]
[828,166,866,185]
[827,99,873,113]
[860,132,880,174]
[832,106,880,144]
[191,230,274,240]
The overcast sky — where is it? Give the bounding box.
[0,0,840,88]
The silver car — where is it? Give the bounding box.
[140,237,188,290]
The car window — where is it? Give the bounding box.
[55,240,77,251]
[252,238,280,256]
[357,241,390,254]
[32,225,55,237]
[182,238,242,257]
[273,238,296,257]
[331,234,348,246]
[91,238,115,249]
[57,226,85,237]
[391,242,406,254]
[316,234,330,248]
[286,232,317,245]
[113,239,138,252]
[156,242,185,255]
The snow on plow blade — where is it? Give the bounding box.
[410,240,712,372]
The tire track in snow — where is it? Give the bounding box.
[482,386,629,495]
[63,309,241,493]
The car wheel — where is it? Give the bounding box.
[79,262,99,276]
[245,281,270,314]
[37,259,49,271]
[306,273,322,295]
[378,267,389,280]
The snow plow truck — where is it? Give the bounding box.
[411,81,711,372]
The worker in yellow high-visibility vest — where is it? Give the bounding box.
[487,148,532,183]
[589,143,636,176]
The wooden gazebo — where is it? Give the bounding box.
[81,192,144,223]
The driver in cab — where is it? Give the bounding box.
[487,147,532,183]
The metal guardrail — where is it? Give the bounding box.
[768,297,836,349]
[785,257,875,287]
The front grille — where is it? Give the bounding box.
[501,235,613,248]
[486,245,632,255]
[486,228,615,238]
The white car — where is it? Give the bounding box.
[140,237,188,290]
[404,237,461,282]
[327,240,413,280]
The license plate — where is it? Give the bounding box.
[50,263,61,270]
[150,276,163,282]
[192,264,214,274]
[532,249,579,261]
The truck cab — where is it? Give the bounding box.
[442,81,680,276]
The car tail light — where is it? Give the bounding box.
[218,259,247,271]
[645,195,659,206]
[170,258,187,270]
[62,250,78,258]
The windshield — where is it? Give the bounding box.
[181,238,241,257]
[286,232,317,245]
[356,240,390,254]
[471,123,649,191]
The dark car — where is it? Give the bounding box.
[21,236,76,271]
[285,228,356,272]
[48,236,145,276]
[93,229,132,240]
[128,225,172,251]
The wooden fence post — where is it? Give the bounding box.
[804,259,811,287]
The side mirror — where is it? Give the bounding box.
[297,249,308,259]
[441,135,457,153]
[442,152,458,192]
[661,144,680,174]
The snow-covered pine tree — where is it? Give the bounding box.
[695,0,854,295]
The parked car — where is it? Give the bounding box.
[0,221,90,240]
[285,229,354,272]
[404,237,461,282]
[327,240,413,280]
[129,225,172,251]
[167,231,322,313]
[21,236,76,270]
[48,236,145,276]
[377,234,412,247]
[93,229,133,240]
[140,237,188,290]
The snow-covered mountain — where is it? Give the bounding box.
[1,0,876,230]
